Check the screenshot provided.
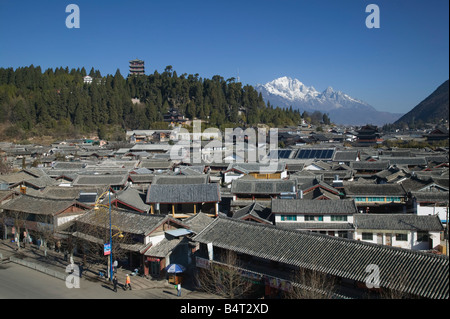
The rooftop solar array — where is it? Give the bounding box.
[295,149,335,160]
[268,149,294,159]
[278,150,294,159]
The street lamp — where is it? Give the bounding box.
[108,190,112,281]
[93,187,122,281]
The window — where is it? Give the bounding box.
[280,215,297,221]
[362,232,373,240]
[337,231,348,238]
[396,233,408,241]
[331,215,348,222]
[417,231,429,242]
[305,215,323,221]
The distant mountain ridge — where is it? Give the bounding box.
[255,76,403,126]
[394,80,449,127]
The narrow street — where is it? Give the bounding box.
[0,261,144,299]
[0,260,218,300]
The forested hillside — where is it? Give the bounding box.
[392,79,449,129]
[0,65,305,141]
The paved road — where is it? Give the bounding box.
[0,261,141,299]
[0,261,219,299]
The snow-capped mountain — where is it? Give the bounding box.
[255,76,403,125]
[259,77,320,102]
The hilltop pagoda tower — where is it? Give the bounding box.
[129,59,145,75]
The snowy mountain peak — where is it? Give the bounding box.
[256,76,371,108]
[257,76,319,102]
[255,76,402,125]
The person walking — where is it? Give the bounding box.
[113,260,118,274]
[113,275,118,292]
[125,274,132,291]
[177,283,182,297]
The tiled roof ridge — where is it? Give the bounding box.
[194,215,450,261]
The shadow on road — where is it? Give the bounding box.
[163,289,176,296]
[101,283,115,291]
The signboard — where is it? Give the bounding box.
[104,243,111,256]
[207,242,213,260]
[195,256,210,269]
[265,276,292,292]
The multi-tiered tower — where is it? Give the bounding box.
[129,59,145,75]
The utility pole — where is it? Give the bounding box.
[446,203,449,256]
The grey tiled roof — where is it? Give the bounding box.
[232,202,273,223]
[277,222,354,230]
[231,179,296,194]
[183,213,216,234]
[225,162,287,174]
[12,176,59,189]
[146,183,221,204]
[343,183,406,196]
[301,187,341,200]
[0,194,89,215]
[144,237,189,257]
[332,150,359,162]
[354,214,444,231]
[139,160,174,169]
[193,217,449,299]
[272,199,358,215]
[351,161,390,171]
[425,155,449,164]
[37,186,107,200]
[128,174,154,183]
[411,191,449,203]
[152,175,208,185]
[72,174,128,186]
[297,178,340,194]
[114,187,150,213]
[76,208,186,236]
[379,156,428,166]
[400,177,433,192]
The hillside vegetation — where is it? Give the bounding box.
[0,65,306,141]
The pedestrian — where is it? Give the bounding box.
[113,275,118,292]
[79,263,83,278]
[113,260,118,274]
[177,283,182,297]
[125,274,132,291]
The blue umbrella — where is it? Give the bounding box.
[165,264,186,273]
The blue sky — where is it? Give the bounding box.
[0,0,448,114]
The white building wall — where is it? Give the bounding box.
[55,214,84,227]
[416,203,448,222]
[355,230,440,251]
[145,233,165,246]
[410,230,441,250]
[274,214,353,224]
[224,173,243,186]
